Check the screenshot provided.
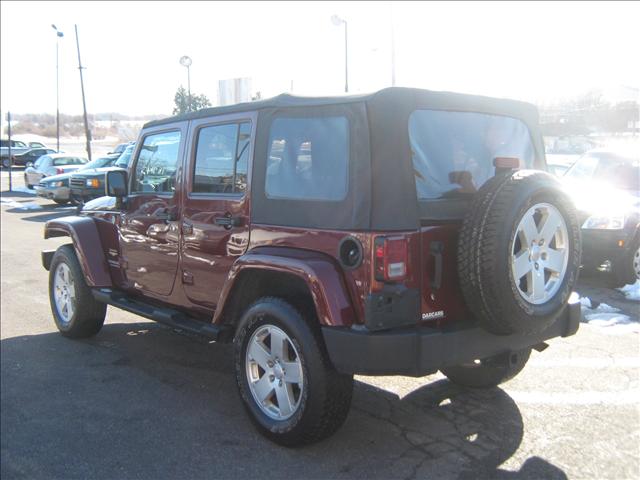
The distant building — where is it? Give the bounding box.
[218,78,253,106]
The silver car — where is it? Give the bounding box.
[24,154,87,189]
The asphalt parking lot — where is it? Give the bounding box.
[1,174,639,480]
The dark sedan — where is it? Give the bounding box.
[3,148,57,168]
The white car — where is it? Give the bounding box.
[24,154,88,189]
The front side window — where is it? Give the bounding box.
[409,110,535,200]
[53,157,86,166]
[192,121,251,194]
[132,131,181,194]
[265,116,349,201]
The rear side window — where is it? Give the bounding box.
[192,121,251,194]
[132,131,181,194]
[409,110,535,200]
[265,116,349,201]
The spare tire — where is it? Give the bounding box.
[458,170,581,335]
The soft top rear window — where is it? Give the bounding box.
[409,110,535,200]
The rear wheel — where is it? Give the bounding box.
[441,348,531,388]
[234,297,353,446]
[49,245,106,338]
[2,158,10,168]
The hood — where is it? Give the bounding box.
[72,166,126,178]
[82,195,116,211]
[562,178,640,216]
[40,172,73,183]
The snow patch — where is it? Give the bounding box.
[617,280,640,301]
[0,198,42,210]
[579,295,638,333]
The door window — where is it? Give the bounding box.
[132,130,182,194]
[192,122,251,194]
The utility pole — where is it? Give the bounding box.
[74,24,92,161]
[7,112,12,191]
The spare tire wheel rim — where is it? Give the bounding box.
[511,202,569,305]
[245,324,304,421]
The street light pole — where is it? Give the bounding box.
[180,56,193,112]
[331,15,348,93]
[51,24,64,152]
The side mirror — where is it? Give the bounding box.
[105,170,128,198]
[26,161,34,167]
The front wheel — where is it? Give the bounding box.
[49,245,106,338]
[234,297,353,446]
[441,348,531,388]
[53,199,69,205]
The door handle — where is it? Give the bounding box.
[215,215,242,229]
[155,209,178,222]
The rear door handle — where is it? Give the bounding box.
[215,215,242,228]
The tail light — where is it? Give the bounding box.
[56,168,64,174]
[374,236,409,282]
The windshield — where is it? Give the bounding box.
[565,153,640,191]
[80,156,116,170]
[409,110,535,200]
[115,145,135,168]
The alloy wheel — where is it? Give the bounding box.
[245,324,304,420]
[511,203,569,304]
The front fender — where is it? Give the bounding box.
[44,216,112,287]
[213,247,356,327]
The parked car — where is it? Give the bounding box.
[108,142,133,155]
[24,154,87,188]
[42,88,581,446]
[1,139,30,161]
[563,149,640,286]
[4,147,57,168]
[35,155,121,205]
[70,144,135,204]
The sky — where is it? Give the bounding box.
[1,1,639,117]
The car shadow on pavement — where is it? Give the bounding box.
[0,189,35,198]
[1,322,567,480]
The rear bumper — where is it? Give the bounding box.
[322,295,581,376]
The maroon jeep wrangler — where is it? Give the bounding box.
[42,88,582,446]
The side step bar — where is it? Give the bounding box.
[92,288,229,342]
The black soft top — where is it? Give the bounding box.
[145,87,544,231]
[145,87,540,131]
